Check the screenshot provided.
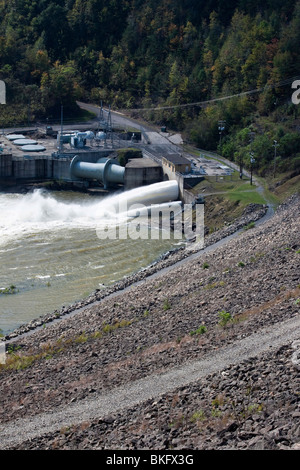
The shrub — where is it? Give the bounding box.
[218,310,233,327]
[0,285,18,295]
[190,325,207,336]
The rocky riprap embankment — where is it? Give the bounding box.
[0,195,299,450]
[9,341,299,451]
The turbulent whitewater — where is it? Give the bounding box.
[0,183,182,335]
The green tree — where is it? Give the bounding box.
[31,3,71,61]
[40,60,79,114]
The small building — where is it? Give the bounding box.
[162,154,191,179]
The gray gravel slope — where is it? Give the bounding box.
[1,313,299,449]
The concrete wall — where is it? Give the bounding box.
[124,159,163,189]
[0,149,200,203]
[12,157,48,180]
[183,176,204,188]
[0,154,51,182]
[162,164,176,182]
[0,149,115,183]
[182,188,197,204]
[171,172,203,205]
[0,153,12,177]
[52,156,72,180]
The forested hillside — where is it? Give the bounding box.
[1,0,300,176]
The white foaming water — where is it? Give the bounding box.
[0,180,179,244]
[0,181,182,335]
[0,190,104,245]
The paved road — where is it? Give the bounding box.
[1,314,299,449]
[76,101,155,133]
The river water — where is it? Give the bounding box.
[0,186,182,335]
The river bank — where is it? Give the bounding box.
[3,201,269,341]
[0,193,299,450]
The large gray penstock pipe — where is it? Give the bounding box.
[70,156,125,189]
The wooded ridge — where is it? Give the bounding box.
[1,0,300,175]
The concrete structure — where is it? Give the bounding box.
[70,155,125,189]
[162,154,191,180]
[0,126,205,205]
[0,132,163,191]
[158,153,204,201]
[0,152,13,178]
[124,158,163,190]
[0,152,52,181]
[0,147,115,187]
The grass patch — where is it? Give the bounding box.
[226,189,266,205]
[205,280,226,289]
[2,343,58,370]
[273,173,300,202]
[190,325,207,336]
[0,318,133,371]
[101,319,133,335]
[74,332,89,343]
[183,146,298,207]
[190,410,206,422]
[191,171,250,195]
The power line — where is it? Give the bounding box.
[129,76,300,112]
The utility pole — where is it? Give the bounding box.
[107,105,112,132]
[99,101,104,124]
[273,140,279,178]
[218,120,226,149]
[249,131,255,185]
[239,155,243,179]
[107,105,113,147]
[250,151,255,185]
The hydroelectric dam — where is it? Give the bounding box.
[0,124,206,205]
